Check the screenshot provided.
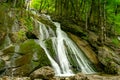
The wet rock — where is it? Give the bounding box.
[30,66,55,80]
[69,33,99,65]
[87,74,120,80]
[2,45,15,54]
[9,31,27,43]
[98,46,120,74]
[9,32,18,43]
[0,31,6,45]
[0,59,5,73]
[4,40,50,76]
[25,31,38,39]
[0,76,31,80]
[74,73,89,80]
[1,45,15,63]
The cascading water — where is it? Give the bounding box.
[32,14,96,76]
[25,0,96,76]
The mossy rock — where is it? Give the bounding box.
[0,3,14,29]
[19,40,40,54]
[31,13,56,32]
[6,40,51,76]
[98,46,120,74]
[60,20,86,37]
[0,59,5,73]
[104,61,120,74]
[1,45,15,62]
[44,38,56,59]
[2,45,15,54]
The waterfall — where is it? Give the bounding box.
[32,14,96,76]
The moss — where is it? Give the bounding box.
[17,29,27,42]
[44,38,56,60]
[104,57,112,62]
[2,45,15,55]
[31,13,56,32]
[112,38,120,47]
[0,59,5,71]
[104,62,118,74]
[61,20,86,37]
[0,3,14,30]
[19,40,39,54]
[9,40,51,76]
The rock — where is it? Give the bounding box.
[2,44,15,54]
[87,74,120,80]
[11,40,50,76]
[1,45,15,62]
[0,31,6,45]
[98,46,120,74]
[3,40,50,77]
[25,31,38,39]
[69,33,99,65]
[9,31,27,43]
[74,73,89,80]
[0,76,31,80]
[0,59,5,73]
[9,32,18,43]
[30,66,55,80]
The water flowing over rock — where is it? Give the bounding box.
[69,33,99,65]
[32,14,97,76]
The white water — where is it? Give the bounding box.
[32,15,96,76]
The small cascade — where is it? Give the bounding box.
[33,14,96,76]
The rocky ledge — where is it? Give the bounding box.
[0,74,120,80]
[0,66,120,80]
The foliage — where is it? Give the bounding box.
[30,0,55,13]
[20,17,33,32]
[25,17,34,32]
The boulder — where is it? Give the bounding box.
[3,40,50,76]
[1,45,15,62]
[98,46,120,74]
[69,33,99,65]
[30,66,55,80]
[74,73,89,80]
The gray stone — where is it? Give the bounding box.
[30,66,55,80]
[98,46,120,74]
[0,58,5,72]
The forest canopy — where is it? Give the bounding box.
[3,0,120,46]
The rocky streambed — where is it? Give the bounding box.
[0,66,120,80]
[0,73,120,80]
